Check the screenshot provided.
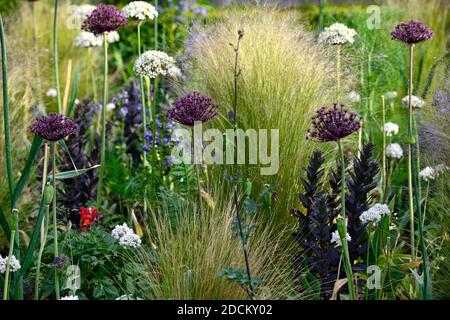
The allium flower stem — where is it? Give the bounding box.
[381,95,387,203]
[3,229,16,300]
[137,22,148,164]
[421,180,430,227]
[154,0,158,49]
[337,217,356,300]
[0,14,14,201]
[36,144,50,300]
[336,45,341,101]
[152,77,158,168]
[97,32,109,208]
[53,0,62,113]
[407,44,416,260]
[51,143,60,300]
[192,127,203,219]
[338,139,346,219]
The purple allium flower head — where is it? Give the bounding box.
[29,113,78,141]
[82,3,128,36]
[166,92,218,126]
[307,103,360,142]
[391,20,433,44]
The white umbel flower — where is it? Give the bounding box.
[134,50,176,78]
[119,233,142,248]
[330,230,351,247]
[318,23,357,45]
[106,103,116,112]
[383,91,398,100]
[111,223,141,248]
[104,31,120,44]
[384,122,399,136]
[123,1,158,21]
[419,167,435,182]
[347,91,361,103]
[0,255,21,274]
[111,223,133,240]
[402,95,425,109]
[46,88,58,97]
[116,294,143,300]
[74,31,102,48]
[60,295,79,300]
[386,143,403,159]
[72,4,96,21]
[360,204,391,225]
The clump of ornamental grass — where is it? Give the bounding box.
[134,182,300,300]
[183,8,341,228]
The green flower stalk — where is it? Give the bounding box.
[138,22,148,164]
[51,142,60,300]
[337,217,356,300]
[381,95,387,202]
[3,228,16,300]
[154,0,158,49]
[97,32,108,208]
[53,0,62,113]
[391,19,433,299]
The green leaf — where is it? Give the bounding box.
[16,197,46,279]
[58,139,77,171]
[0,204,11,239]
[48,165,100,180]
[12,136,43,209]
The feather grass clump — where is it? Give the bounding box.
[183,8,342,227]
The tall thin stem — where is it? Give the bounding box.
[97,32,108,208]
[231,30,254,299]
[151,77,158,170]
[381,95,387,203]
[336,45,341,101]
[338,139,346,219]
[154,0,159,50]
[0,14,14,201]
[138,22,147,164]
[53,0,62,113]
[407,45,415,260]
[3,229,16,300]
[35,203,49,300]
[51,143,60,300]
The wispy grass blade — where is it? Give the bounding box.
[67,62,80,117]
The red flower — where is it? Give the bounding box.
[80,207,98,232]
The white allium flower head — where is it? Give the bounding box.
[419,166,435,182]
[104,31,120,44]
[72,4,96,21]
[347,91,361,103]
[60,295,79,300]
[330,230,351,247]
[168,65,182,79]
[318,23,357,45]
[402,95,425,109]
[111,223,133,240]
[386,143,403,159]
[119,233,142,248]
[74,31,103,48]
[383,91,398,100]
[46,88,57,97]
[360,204,391,225]
[0,255,21,274]
[134,50,176,78]
[74,99,80,105]
[123,1,158,21]
[384,122,399,136]
[106,103,116,112]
